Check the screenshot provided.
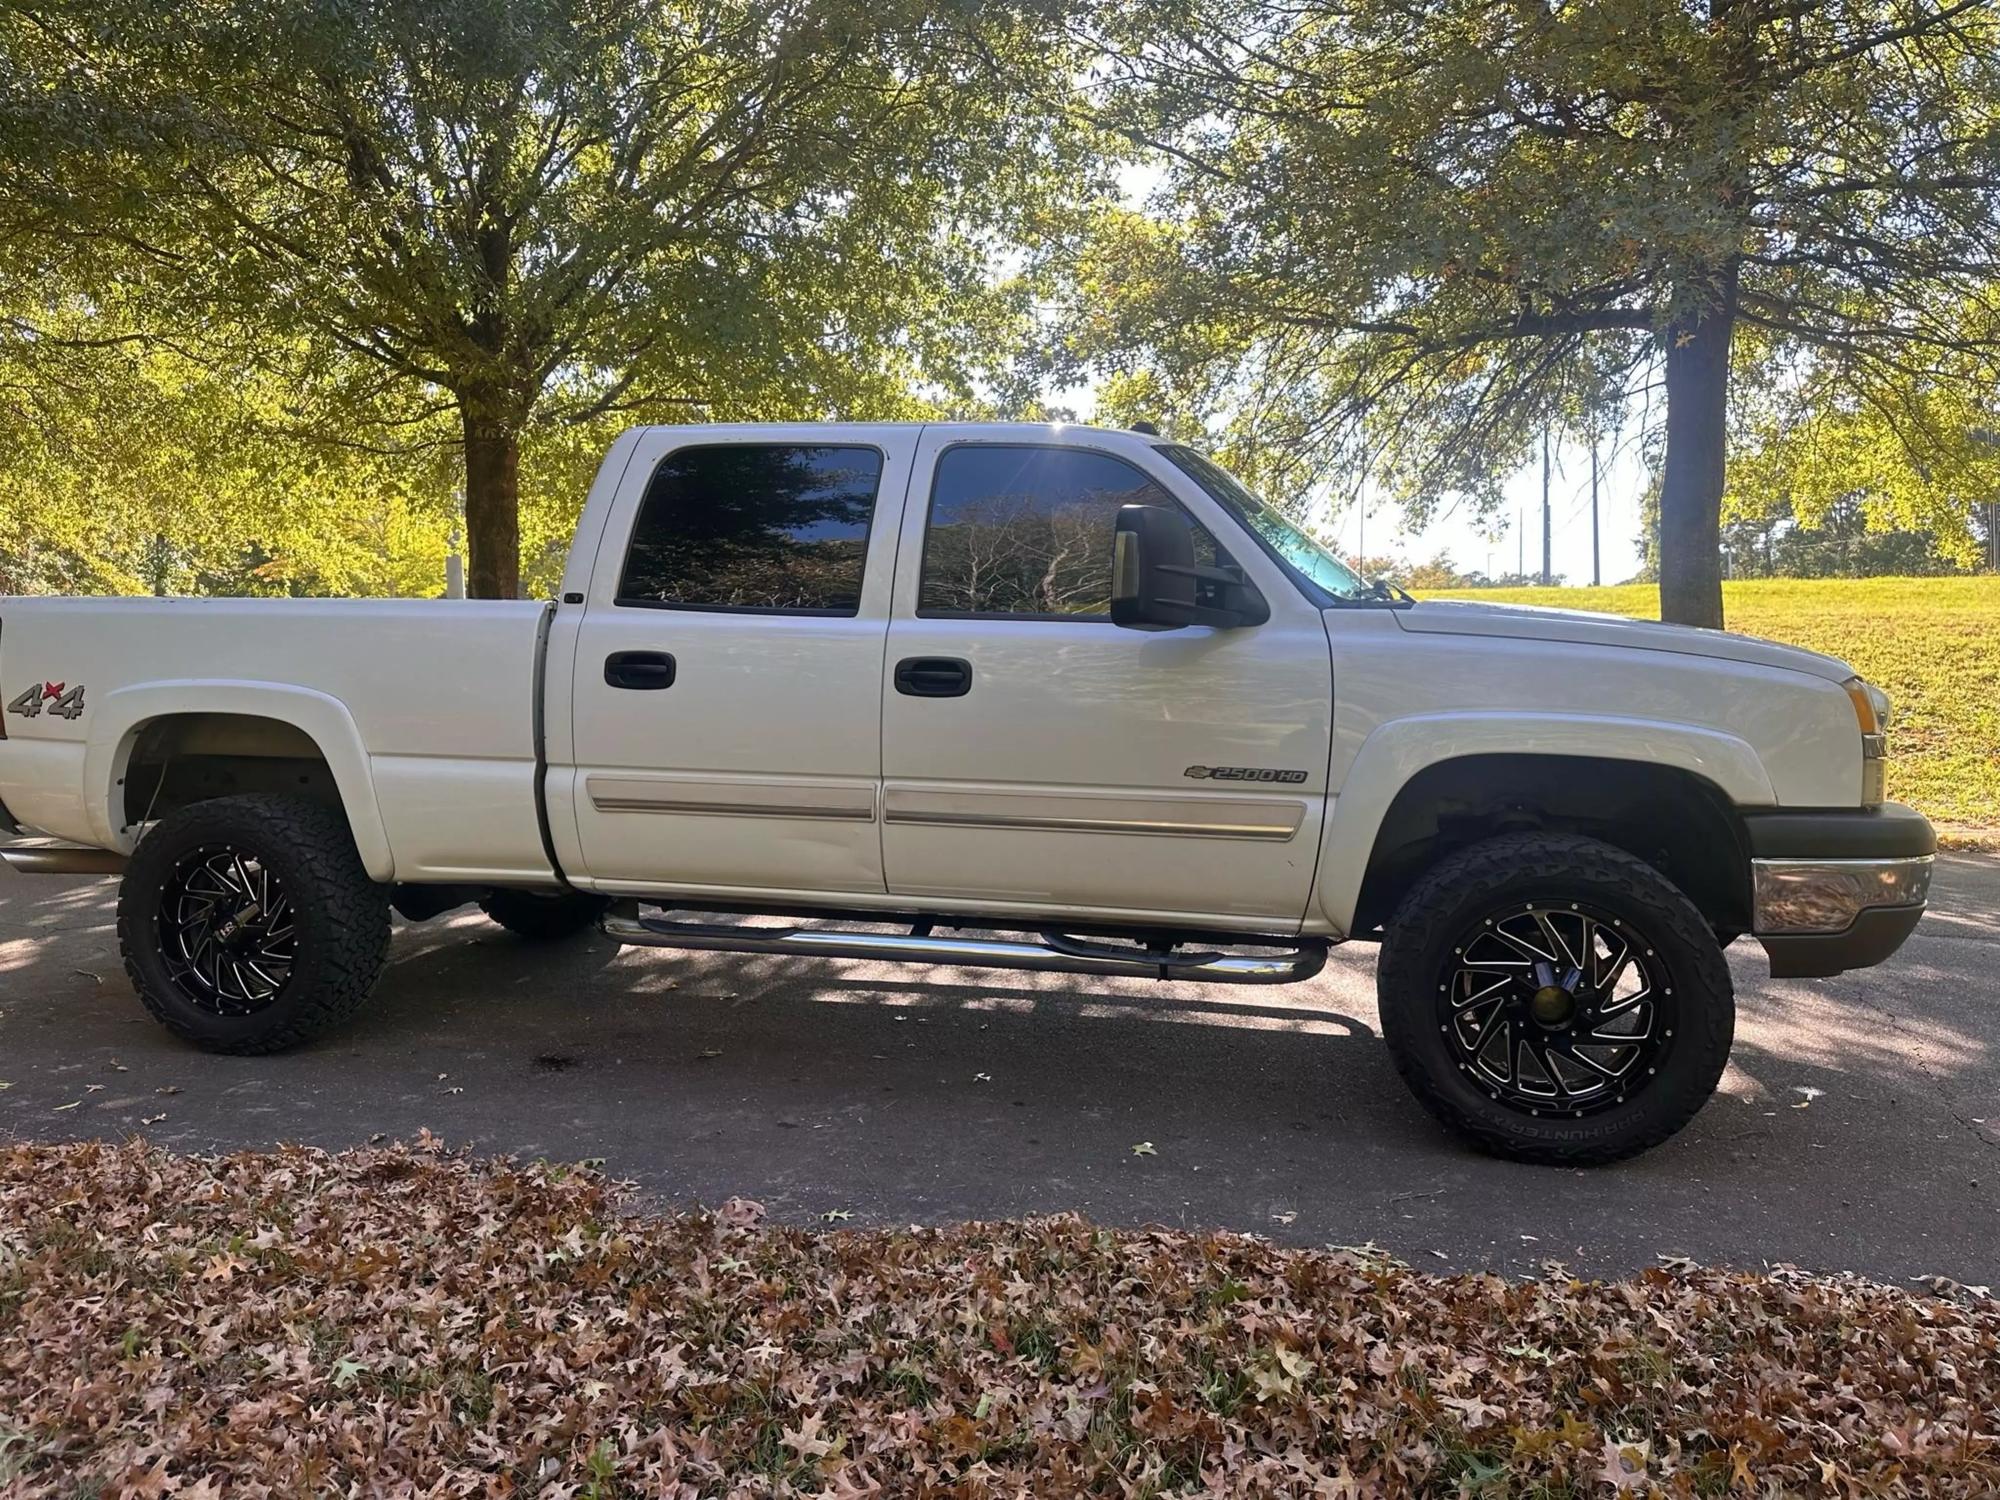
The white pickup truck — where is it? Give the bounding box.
[0,422,1933,1162]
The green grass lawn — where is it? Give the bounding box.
[1421,576,2000,842]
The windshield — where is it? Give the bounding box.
[1155,445,1371,603]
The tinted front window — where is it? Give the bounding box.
[617,444,882,612]
[919,446,1183,617]
[1157,445,1367,602]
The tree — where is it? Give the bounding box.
[0,278,461,595]
[1079,0,2000,626]
[1643,485,1972,578]
[5,0,1083,596]
[1724,346,2000,566]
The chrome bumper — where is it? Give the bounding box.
[1751,855,1934,935]
[1743,803,1934,978]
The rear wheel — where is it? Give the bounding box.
[480,888,611,942]
[119,794,389,1054]
[1377,832,1733,1165]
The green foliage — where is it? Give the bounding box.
[1637,475,1985,581]
[1,0,1093,593]
[1076,0,2000,623]
[0,296,457,595]
[1725,364,2000,566]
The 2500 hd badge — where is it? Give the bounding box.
[1184,764,1308,783]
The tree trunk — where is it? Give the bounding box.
[1657,268,1738,630]
[460,398,522,600]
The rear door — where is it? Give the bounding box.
[565,426,914,897]
[878,430,1334,930]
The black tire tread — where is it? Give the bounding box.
[119,794,388,1055]
[1377,831,1733,1166]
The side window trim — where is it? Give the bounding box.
[914,440,1233,622]
[612,440,888,617]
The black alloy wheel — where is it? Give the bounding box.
[157,843,297,1016]
[1438,901,1675,1118]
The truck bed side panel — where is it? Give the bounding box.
[0,598,550,882]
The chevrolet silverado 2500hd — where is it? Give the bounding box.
[0,422,1934,1162]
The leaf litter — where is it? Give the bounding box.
[0,1138,1995,1496]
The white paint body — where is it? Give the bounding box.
[0,422,1868,939]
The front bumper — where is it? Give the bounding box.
[1744,803,1935,978]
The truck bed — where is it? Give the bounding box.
[0,597,553,883]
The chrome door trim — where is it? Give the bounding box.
[586,776,877,822]
[882,787,1304,841]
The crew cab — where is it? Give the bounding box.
[0,422,1935,1162]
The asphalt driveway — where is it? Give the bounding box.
[2,851,1994,1284]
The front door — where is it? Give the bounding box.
[879,433,1334,930]
[566,428,912,897]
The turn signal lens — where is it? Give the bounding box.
[1844,677,1883,735]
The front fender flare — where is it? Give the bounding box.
[84,680,395,882]
[1315,711,1771,937]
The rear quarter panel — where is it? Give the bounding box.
[0,598,550,882]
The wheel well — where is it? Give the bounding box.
[121,713,342,833]
[1350,754,1753,937]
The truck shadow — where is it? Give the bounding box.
[352,920,1393,1121]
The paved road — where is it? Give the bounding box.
[2,852,1994,1284]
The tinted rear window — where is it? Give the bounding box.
[617,444,882,613]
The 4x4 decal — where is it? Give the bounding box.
[6,681,85,721]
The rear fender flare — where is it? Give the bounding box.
[1316,711,1771,936]
[84,680,395,882]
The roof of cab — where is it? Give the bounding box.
[630,419,1167,445]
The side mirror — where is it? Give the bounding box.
[1110,505,1269,630]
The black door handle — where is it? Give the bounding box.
[894,656,972,698]
[604,650,676,690]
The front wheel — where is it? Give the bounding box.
[118,794,389,1054]
[1377,832,1733,1165]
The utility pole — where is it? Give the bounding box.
[444,487,466,599]
[1590,431,1601,587]
[1540,428,1552,586]
[1517,508,1524,580]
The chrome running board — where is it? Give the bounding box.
[1,844,128,876]
[602,906,1326,985]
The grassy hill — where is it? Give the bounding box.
[1420,577,2000,843]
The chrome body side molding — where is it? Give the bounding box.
[882,787,1305,842]
[585,776,877,822]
